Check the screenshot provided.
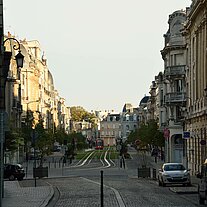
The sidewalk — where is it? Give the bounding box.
[2,155,73,207]
[2,180,54,207]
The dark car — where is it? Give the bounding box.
[4,164,25,181]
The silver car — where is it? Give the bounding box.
[158,163,191,186]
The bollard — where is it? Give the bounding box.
[153,168,157,180]
[100,170,103,207]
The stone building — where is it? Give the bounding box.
[20,39,42,126]
[161,10,187,163]
[138,96,150,125]
[100,113,121,146]
[120,103,139,142]
[4,34,71,162]
[183,0,207,174]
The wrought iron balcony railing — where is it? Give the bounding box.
[165,92,186,104]
[164,65,185,77]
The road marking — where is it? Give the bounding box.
[81,177,126,207]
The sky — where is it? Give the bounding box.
[4,0,192,112]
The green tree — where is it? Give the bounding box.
[70,106,87,122]
[127,129,138,144]
[34,119,53,166]
[70,106,97,123]
[54,129,68,145]
[5,129,24,152]
[130,120,164,149]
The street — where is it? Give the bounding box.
[45,176,198,207]
[19,147,200,207]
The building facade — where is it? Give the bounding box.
[4,34,71,163]
[121,103,139,143]
[161,10,187,164]
[184,0,207,174]
[100,113,121,146]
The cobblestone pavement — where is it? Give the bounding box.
[2,180,54,207]
[48,177,120,207]
[2,149,201,207]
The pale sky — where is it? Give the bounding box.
[4,0,191,112]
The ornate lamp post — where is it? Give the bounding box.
[0,37,24,206]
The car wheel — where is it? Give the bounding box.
[9,175,15,181]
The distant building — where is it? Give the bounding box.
[120,103,139,142]
[100,113,121,146]
[139,96,150,125]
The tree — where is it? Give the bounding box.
[34,119,53,167]
[70,106,97,123]
[54,129,68,145]
[129,120,164,150]
[70,106,87,122]
[5,129,24,152]
[127,129,138,145]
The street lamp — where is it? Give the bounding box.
[3,37,24,68]
[0,37,24,204]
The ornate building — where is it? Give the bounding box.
[4,34,71,163]
[161,10,187,163]
[183,0,207,174]
[121,103,139,142]
[100,113,121,146]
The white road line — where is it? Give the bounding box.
[81,177,126,207]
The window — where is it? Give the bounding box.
[175,80,183,92]
[164,164,185,171]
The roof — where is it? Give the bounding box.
[139,96,150,106]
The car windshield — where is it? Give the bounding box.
[164,164,185,171]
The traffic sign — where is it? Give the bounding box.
[183,131,190,139]
[200,140,206,145]
[164,128,170,140]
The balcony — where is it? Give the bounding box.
[164,65,185,78]
[165,92,186,104]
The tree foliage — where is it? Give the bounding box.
[54,129,68,145]
[33,119,53,166]
[127,120,164,148]
[70,106,97,123]
[5,129,24,152]
[67,132,87,150]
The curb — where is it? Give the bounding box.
[169,186,198,194]
[40,185,55,207]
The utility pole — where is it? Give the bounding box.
[0,1,4,206]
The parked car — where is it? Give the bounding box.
[4,164,25,181]
[158,163,191,187]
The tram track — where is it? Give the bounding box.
[68,148,117,170]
